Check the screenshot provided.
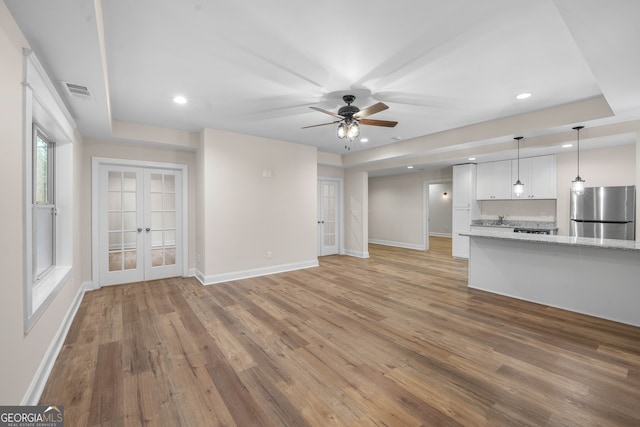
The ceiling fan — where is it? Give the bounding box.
[303,95,398,150]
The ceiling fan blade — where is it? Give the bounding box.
[302,121,340,129]
[359,118,398,128]
[373,91,462,108]
[309,106,344,120]
[354,102,388,119]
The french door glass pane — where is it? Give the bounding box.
[123,250,137,270]
[108,172,121,191]
[164,175,175,192]
[123,172,136,191]
[151,249,163,267]
[321,183,337,250]
[150,173,177,267]
[123,212,137,230]
[108,171,138,272]
[108,212,122,231]
[122,193,136,211]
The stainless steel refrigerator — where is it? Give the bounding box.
[570,185,635,240]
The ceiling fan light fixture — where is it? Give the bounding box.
[304,94,397,150]
[347,121,360,140]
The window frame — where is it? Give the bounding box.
[22,49,76,334]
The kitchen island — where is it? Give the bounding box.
[460,228,640,327]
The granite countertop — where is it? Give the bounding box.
[461,228,640,252]
[470,220,558,231]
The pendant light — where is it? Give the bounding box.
[571,126,585,195]
[513,136,524,198]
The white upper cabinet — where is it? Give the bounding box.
[511,155,557,199]
[476,160,512,200]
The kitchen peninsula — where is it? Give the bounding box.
[461,228,640,327]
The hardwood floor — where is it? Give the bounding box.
[40,237,640,426]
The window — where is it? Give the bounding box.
[23,49,75,333]
[33,127,56,279]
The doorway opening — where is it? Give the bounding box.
[424,180,453,250]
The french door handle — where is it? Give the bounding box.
[137,227,142,232]
[146,227,151,232]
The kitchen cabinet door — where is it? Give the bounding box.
[529,155,557,199]
[511,155,557,199]
[476,163,493,200]
[476,160,512,200]
[453,164,474,206]
[452,208,471,258]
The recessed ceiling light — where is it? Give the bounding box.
[407,165,414,169]
[468,157,477,161]
[173,95,187,104]
[562,143,573,148]
[516,92,532,100]
[360,138,369,143]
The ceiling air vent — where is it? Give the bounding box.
[62,81,92,99]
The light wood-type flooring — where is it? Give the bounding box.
[40,237,640,426]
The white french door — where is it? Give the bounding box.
[98,164,183,286]
[318,180,340,256]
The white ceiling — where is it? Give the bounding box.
[5,0,640,172]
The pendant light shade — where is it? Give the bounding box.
[513,136,524,198]
[571,126,585,195]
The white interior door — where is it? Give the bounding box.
[98,164,182,286]
[318,180,339,256]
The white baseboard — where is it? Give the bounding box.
[368,239,426,250]
[195,259,319,286]
[429,233,452,238]
[21,280,89,405]
[188,267,197,277]
[344,249,370,258]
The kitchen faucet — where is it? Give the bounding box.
[497,215,506,224]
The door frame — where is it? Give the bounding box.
[91,157,189,289]
[317,176,344,256]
